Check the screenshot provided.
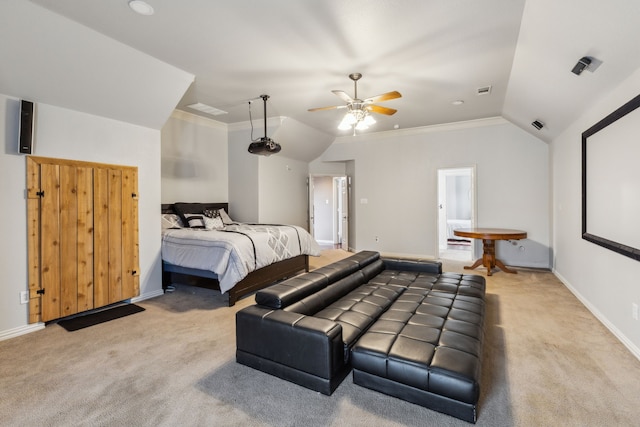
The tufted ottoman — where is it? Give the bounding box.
[351,272,485,423]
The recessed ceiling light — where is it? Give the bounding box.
[128,1,154,16]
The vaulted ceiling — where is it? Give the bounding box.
[20,0,640,143]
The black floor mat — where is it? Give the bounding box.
[57,304,145,331]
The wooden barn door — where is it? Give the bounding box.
[26,157,139,323]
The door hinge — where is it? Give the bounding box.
[36,289,45,295]
[36,190,45,197]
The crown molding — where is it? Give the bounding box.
[333,116,508,143]
[170,109,228,130]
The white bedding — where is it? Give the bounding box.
[161,223,321,293]
[447,219,471,239]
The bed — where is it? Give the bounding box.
[161,202,321,306]
[446,219,472,243]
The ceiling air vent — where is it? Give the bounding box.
[476,86,492,96]
[186,103,228,116]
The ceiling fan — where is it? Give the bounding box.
[308,73,401,132]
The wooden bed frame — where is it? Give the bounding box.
[161,203,309,306]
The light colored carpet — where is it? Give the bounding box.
[1,250,639,426]
[309,248,353,270]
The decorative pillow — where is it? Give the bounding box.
[219,208,234,224]
[183,214,206,229]
[203,208,221,219]
[204,215,224,230]
[173,203,234,226]
[161,214,183,229]
[203,208,229,228]
[173,202,207,227]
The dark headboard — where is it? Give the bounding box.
[161,202,229,215]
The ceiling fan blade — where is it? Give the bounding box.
[366,104,398,115]
[308,105,347,112]
[332,90,354,103]
[364,91,402,104]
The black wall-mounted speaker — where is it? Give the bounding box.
[19,100,34,154]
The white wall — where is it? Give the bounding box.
[309,158,346,176]
[0,94,162,339]
[228,120,310,227]
[312,176,334,242]
[318,118,550,266]
[227,126,265,223]
[161,111,228,203]
[0,1,193,131]
[258,156,309,228]
[552,67,640,357]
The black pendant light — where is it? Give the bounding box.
[248,95,281,156]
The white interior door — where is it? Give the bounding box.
[308,175,315,236]
[337,177,349,250]
[437,167,476,261]
[309,175,348,249]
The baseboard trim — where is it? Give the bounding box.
[0,323,45,341]
[131,289,164,303]
[554,268,640,362]
[0,289,163,341]
[380,251,437,260]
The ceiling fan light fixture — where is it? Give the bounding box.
[343,113,357,125]
[363,114,376,126]
[338,110,358,130]
[338,109,374,131]
[338,107,377,131]
[311,73,401,134]
[338,119,353,130]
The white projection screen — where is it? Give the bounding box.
[582,94,640,261]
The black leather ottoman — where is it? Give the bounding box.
[351,273,485,423]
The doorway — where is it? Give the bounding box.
[437,167,476,261]
[309,175,349,250]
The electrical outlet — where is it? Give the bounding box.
[20,291,28,304]
[632,303,639,320]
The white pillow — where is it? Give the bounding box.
[183,214,206,229]
[219,208,234,224]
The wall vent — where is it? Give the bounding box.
[476,86,492,96]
